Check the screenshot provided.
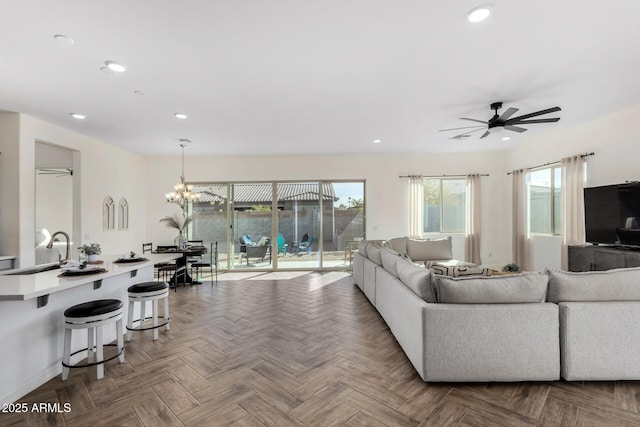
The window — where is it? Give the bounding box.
[423,178,466,233]
[527,166,561,235]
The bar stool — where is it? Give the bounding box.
[126,281,170,341]
[62,299,125,381]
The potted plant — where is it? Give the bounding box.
[80,243,101,262]
[159,213,193,248]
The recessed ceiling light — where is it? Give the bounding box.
[175,113,188,119]
[53,34,75,44]
[373,139,382,144]
[104,60,127,73]
[501,136,511,141]
[467,5,492,23]
[70,113,86,120]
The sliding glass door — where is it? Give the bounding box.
[276,182,321,269]
[190,180,365,272]
[322,182,365,268]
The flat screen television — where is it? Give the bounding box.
[584,182,640,246]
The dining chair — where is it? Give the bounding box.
[190,242,217,284]
[143,242,169,281]
[155,245,178,282]
[187,239,204,264]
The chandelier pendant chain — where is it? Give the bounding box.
[165,143,201,214]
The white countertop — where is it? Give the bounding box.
[0,253,180,301]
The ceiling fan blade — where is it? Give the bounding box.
[448,128,485,140]
[498,107,519,121]
[460,118,488,124]
[504,125,527,133]
[510,117,560,125]
[479,130,491,139]
[439,125,485,132]
[507,106,561,122]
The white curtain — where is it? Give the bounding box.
[465,174,482,264]
[512,169,530,271]
[561,155,586,270]
[409,176,424,237]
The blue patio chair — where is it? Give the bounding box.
[277,233,288,256]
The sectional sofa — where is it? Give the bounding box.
[353,237,640,382]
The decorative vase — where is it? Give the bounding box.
[87,254,99,262]
[174,233,187,249]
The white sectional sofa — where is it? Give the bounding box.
[549,267,640,381]
[354,238,640,382]
[354,243,560,382]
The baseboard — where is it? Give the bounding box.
[1,363,61,405]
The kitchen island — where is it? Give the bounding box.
[0,253,179,405]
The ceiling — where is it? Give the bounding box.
[0,1,639,156]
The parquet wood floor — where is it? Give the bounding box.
[4,271,640,426]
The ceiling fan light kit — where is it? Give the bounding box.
[441,101,561,140]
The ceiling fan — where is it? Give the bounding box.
[440,102,561,140]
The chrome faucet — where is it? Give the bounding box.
[47,231,71,263]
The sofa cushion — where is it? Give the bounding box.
[367,242,384,265]
[358,241,368,258]
[406,237,453,261]
[396,258,435,302]
[434,272,549,304]
[387,237,408,254]
[429,263,492,278]
[381,248,402,277]
[548,267,640,302]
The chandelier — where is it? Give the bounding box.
[165,143,201,212]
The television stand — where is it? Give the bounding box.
[568,245,640,272]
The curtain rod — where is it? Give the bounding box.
[398,173,489,179]
[507,152,595,175]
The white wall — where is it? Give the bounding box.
[0,113,21,259]
[0,114,148,266]
[145,151,512,266]
[506,103,640,270]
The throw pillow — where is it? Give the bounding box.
[428,262,492,278]
[434,272,549,304]
[387,237,408,254]
[548,267,640,302]
[407,236,453,261]
[396,258,435,302]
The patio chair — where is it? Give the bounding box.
[277,233,288,256]
[240,237,271,265]
[297,234,314,255]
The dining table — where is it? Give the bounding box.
[154,245,208,285]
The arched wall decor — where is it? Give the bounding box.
[118,198,129,230]
[103,196,115,230]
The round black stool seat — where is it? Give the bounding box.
[128,281,169,293]
[64,299,123,318]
